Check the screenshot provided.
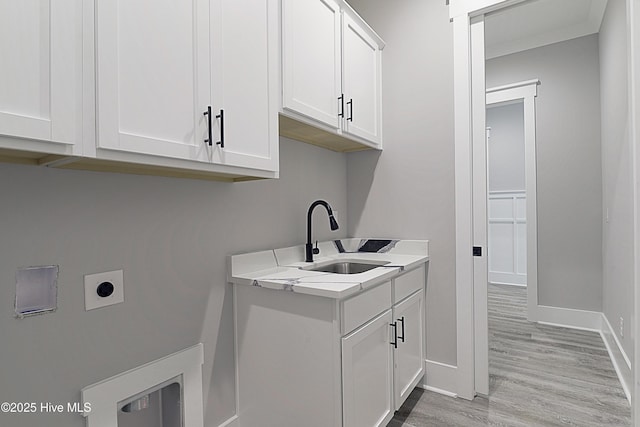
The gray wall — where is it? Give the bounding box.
[346,0,457,365]
[599,0,634,359]
[487,102,526,192]
[0,137,348,427]
[486,34,603,311]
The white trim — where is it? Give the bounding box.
[449,0,528,19]
[601,314,632,403]
[486,79,540,94]
[423,386,458,399]
[216,414,239,427]
[533,307,631,404]
[535,305,603,331]
[471,15,489,397]
[452,13,476,401]
[423,359,459,397]
[489,281,526,287]
[632,0,640,411]
[81,344,205,427]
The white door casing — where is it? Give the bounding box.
[451,0,540,401]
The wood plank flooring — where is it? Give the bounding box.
[388,284,631,426]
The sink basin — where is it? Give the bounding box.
[306,260,389,274]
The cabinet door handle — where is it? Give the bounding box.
[347,98,353,121]
[338,94,344,118]
[390,322,398,349]
[216,109,225,148]
[204,106,213,146]
[397,316,405,343]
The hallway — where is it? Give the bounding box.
[389,284,631,426]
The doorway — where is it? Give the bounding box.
[486,101,527,288]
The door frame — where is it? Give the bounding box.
[629,0,640,422]
[486,80,539,322]
[474,80,538,395]
[451,2,640,423]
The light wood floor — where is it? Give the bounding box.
[389,284,631,426]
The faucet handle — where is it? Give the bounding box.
[313,240,320,255]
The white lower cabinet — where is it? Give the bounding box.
[234,264,426,427]
[393,290,425,410]
[342,310,394,427]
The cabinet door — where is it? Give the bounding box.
[0,0,82,150]
[342,12,382,146]
[282,0,342,129]
[342,310,394,427]
[211,0,278,172]
[96,0,210,162]
[393,290,425,410]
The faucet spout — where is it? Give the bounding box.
[306,200,340,262]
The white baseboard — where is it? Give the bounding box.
[423,359,458,397]
[535,305,631,404]
[535,305,603,331]
[489,281,526,287]
[216,414,238,427]
[600,314,632,403]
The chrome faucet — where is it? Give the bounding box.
[306,200,339,262]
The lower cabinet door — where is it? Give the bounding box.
[393,290,425,410]
[341,309,394,427]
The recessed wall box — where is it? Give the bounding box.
[15,265,59,317]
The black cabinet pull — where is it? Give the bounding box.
[397,316,405,342]
[203,106,212,146]
[338,94,344,118]
[390,322,398,349]
[347,98,353,121]
[216,109,224,148]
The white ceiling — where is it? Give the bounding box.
[484,0,608,59]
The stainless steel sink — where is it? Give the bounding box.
[306,260,389,274]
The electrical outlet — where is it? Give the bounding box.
[84,270,124,311]
[619,317,624,337]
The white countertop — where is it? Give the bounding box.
[228,238,429,299]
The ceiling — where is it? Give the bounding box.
[484,0,608,59]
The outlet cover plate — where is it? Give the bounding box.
[84,270,124,311]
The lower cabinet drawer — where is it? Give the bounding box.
[341,280,392,335]
[393,265,424,303]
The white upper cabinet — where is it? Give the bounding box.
[96,0,210,162]
[95,0,278,177]
[342,11,382,145]
[280,0,384,150]
[0,0,83,154]
[282,0,342,130]
[211,0,279,172]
